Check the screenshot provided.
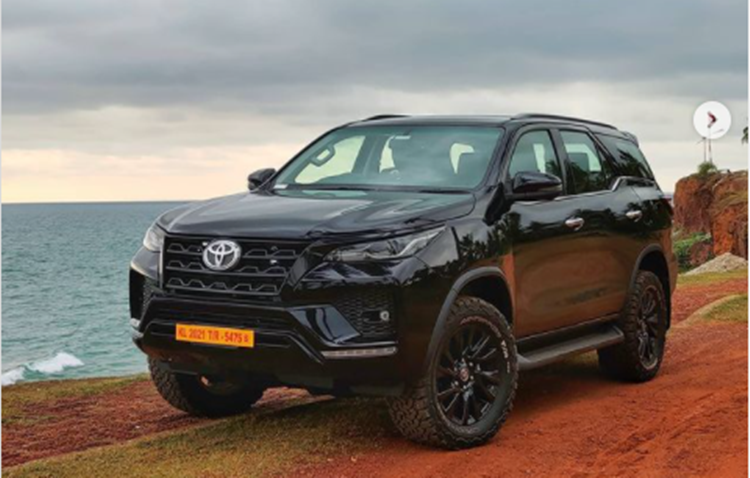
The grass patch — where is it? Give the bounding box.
[677,269,747,287]
[4,396,391,478]
[673,232,712,272]
[3,375,146,426]
[694,161,719,178]
[703,294,748,323]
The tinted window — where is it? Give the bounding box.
[597,134,654,180]
[507,130,562,179]
[276,126,503,190]
[560,131,610,193]
[295,136,365,184]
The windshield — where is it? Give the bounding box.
[274,126,503,191]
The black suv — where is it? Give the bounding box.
[130,114,677,448]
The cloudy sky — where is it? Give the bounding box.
[3,0,748,203]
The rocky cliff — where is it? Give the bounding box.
[673,170,748,265]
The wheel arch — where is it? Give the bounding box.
[424,267,513,370]
[631,245,672,328]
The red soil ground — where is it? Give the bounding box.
[3,275,748,476]
[300,322,747,478]
[672,277,747,323]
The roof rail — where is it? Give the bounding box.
[359,114,409,122]
[621,131,639,145]
[512,113,617,130]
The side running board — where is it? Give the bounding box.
[517,325,624,371]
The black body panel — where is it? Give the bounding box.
[129,114,677,395]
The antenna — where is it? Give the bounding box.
[696,128,724,164]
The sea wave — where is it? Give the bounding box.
[1,368,26,386]
[1,352,84,386]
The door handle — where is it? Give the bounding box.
[626,210,643,221]
[565,217,585,231]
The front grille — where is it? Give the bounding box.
[333,289,396,340]
[162,236,308,300]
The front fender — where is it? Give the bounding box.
[626,243,676,327]
[421,266,512,374]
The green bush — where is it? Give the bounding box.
[674,232,712,271]
[696,161,718,177]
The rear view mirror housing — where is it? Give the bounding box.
[247,168,276,190]
[508,171,563,201]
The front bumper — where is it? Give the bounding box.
[133,294,401,389]
[129,244,452,394]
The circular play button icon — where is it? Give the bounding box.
[693,101,732,139]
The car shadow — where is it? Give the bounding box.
[241,351,622,446]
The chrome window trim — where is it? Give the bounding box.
[513,175,658,205]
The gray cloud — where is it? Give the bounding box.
[3,0,748,199]
[4,0,747,118]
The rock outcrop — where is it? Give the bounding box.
[673,175,716,234]
[673,170,748,260]
[685,253,748,275]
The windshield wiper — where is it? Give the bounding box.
[414,188,472,194]
[284,184,374,191]
[283,184,472,194]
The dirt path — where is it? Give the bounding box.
[672,276,747,323]
[297,277,748,478]
[3,274,747,474]
[300,321,747,478]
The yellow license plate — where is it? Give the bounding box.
[175,324,255,348]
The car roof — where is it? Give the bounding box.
[348,115,514,127]
[346,114,638,144]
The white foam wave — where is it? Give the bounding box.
[28,352,84,374]
[2,352,84,386]
[1,368,26,386]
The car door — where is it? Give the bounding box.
[553,128,643,323]
[504,127,636,336]
[501,127,609,336]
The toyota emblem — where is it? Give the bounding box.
[202,239,242,271]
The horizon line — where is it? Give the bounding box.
[2,199,193,206]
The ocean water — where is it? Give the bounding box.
[2,202,183,385]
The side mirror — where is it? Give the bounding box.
[509,171,562,201]
[247,168,276,190]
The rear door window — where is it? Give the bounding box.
[596,135,654,180]
[560,131,610,194]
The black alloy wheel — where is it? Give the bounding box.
[598,270,668,382]
[387,297,517,449]
[436,323,507,427]
[636,284,662,369]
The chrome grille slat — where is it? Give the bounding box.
[165,260,288,278]
[165,268,287,279]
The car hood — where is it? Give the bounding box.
[158,189,476,239]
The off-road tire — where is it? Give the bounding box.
[598,270,668,382]
[387,297,518,449]
[148,358,265,417]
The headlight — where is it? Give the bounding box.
[326,227,444,262]
[143,223,166,252]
